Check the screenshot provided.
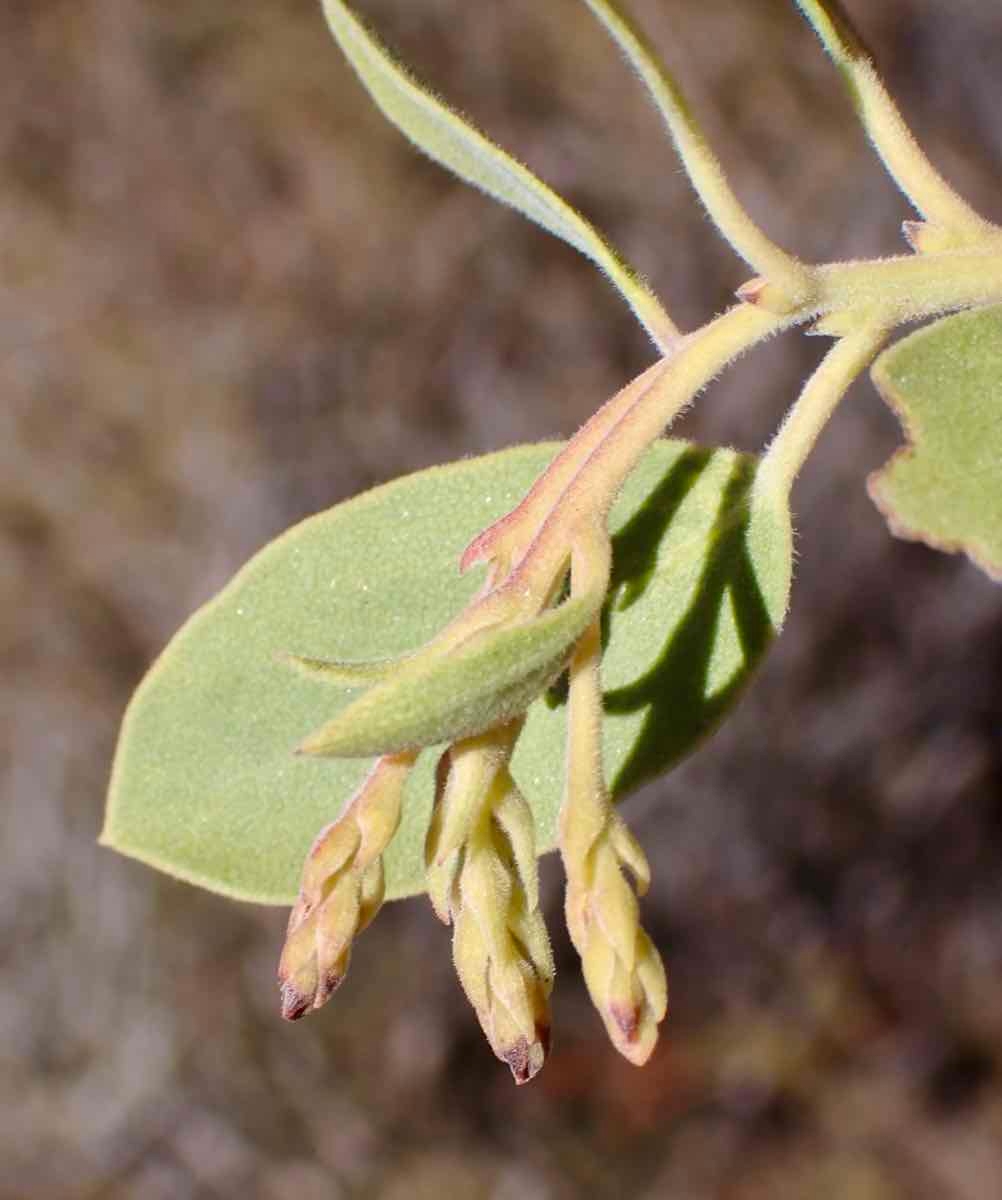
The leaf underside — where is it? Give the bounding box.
[869,304,1002,581]
[103,440,792,905]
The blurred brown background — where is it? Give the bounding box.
[3,1,1001,1196]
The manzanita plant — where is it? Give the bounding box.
[102,0,1002,1083]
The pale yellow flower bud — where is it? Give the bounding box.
[278,752,415,1020]
[564,814,667,1064]
[561,617,667,1064]
[427,731,554,1083]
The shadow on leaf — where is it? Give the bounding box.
[604,451,774,796]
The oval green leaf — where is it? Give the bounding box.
[869,304,1002,581]
[103,440,792,904]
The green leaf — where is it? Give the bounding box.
[869,304,1002,581]
[319,0,676,350]
[298,594,598,758]
[103,440,792,905]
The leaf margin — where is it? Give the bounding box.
[867,303,1002,582]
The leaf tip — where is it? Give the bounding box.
[293,737,324,758]
[295,711,372,758]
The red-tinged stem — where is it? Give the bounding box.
[510,304,786,595]
[461,356,675,572]
[394,307,784,664]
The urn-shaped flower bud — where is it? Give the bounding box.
[560,618,667,1063]
[426,730,554,1083]
[563,814,667,1064]
[278,752,415,1020]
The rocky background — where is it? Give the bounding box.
[3,1,1001,1196]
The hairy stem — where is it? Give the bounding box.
[466,304,787,612]
[584,0,813,307]
[461,356,674,572]
[744,250,1002,326]
[815,252,1002,324]
[536,305,786,526]
[793,0,998,242]
[760,322,888,495]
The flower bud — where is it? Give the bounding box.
[278,752,414,1020]
[561,618,667,1064]
[564,816,667,1064]
[428,733,554,1083]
